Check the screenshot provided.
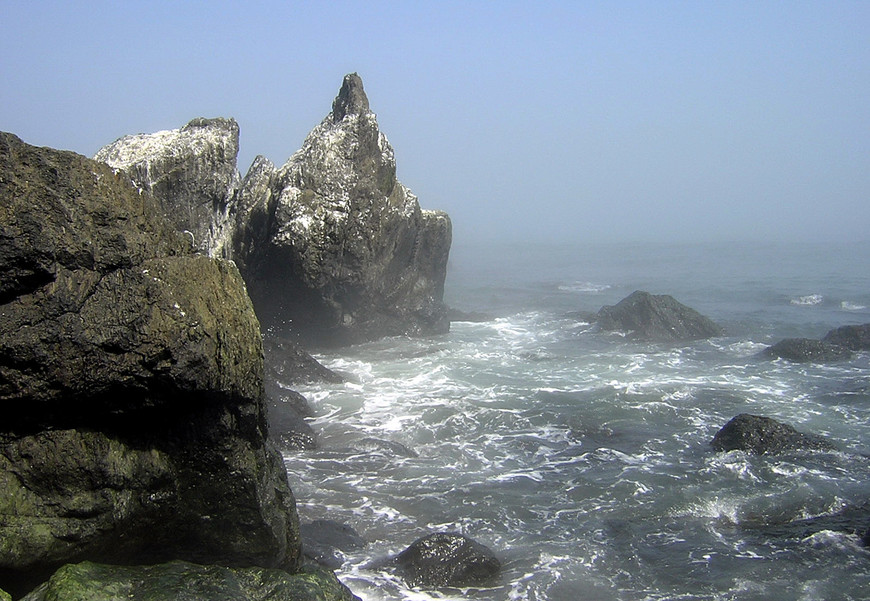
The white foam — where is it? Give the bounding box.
[791,294,823,306]
[841,301,867,311]
[558,281,611,293]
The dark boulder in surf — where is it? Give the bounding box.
[822,323,870,351]
[391,532,501,588]
[300,520,367,569]
[595,290,724,342]
[711,414,837,455]
[760,338,853,363]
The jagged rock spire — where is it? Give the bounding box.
[331,72,370,122]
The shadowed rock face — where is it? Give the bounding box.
[596,291,724,342]
[0,132,300,596]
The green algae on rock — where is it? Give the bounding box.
[21,561,358,601]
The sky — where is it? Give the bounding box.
[2,1,869,245]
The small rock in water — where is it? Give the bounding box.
[301,520,367,569]
[392,532,501,588]
[822,323,870,351]
[595,290,724,342]
[760,338,852,363]
[711,414,837,455]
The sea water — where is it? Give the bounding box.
[277,240,870,601]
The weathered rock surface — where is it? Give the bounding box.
[710,414,837,455]
[0,132,300,595]
[391,533,501,588]
[21,561,358,601]
[301,520,367,569]
[596,291,724,342]
[94,117,241,255]
[822,323,870,351]
[237,73,452,345]
[93,74,452,347]
[760,338,853,363]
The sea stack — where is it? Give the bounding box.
[234,73,452,345]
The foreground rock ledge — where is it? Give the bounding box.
[21,561,358,601]
[0,132,301,595]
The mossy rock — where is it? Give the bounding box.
[21,561,358,601]
[0,587,10,601]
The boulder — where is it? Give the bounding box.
[94,117,241,255]
[0,132,300,595]
[392,533,500,588]
[710,414,837,455]
[822,323,870,351]
[760,338,852,363]
[264,336,344,385]
[595,291,723,342]
[300,520,367,569]
[21,561,358,601]
[236,73,452,345]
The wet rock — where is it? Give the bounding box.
[301,520,367,569]
[711,414,837,455]
[21,561,358,601]
[595,291,723,342]
[760,338,853,363]
[264,335,344,385]
[0,132,300,595]
[822,323,870,351]
[392,533,501,588]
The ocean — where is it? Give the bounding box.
[277,240,870,601]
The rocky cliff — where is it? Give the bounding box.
[94,73,452,346]
[94,117,241,256]
[0,133,342,598]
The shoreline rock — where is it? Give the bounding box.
[0,132,302,596]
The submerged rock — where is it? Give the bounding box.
[711,414,837,455]
[0,132,300,595]
[760,338,853,363]
[595,290,724,342]
[21,561,358,601]
[235,73,452,345]
[392,533,501,588]
[822,323,870,351]
[94,117,241,255]
[301,520,367,569]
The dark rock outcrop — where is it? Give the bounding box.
[391,533,501,588]
[94,117,241,255]
[301,520,367,569]
[0,132,301,595]
[236,73,452,345]
[822,323,870,351]
[595,291,724,342]
[21,561,358,601]
[760,338,853,363]
[710,414,837,455]
[94,73,452,348]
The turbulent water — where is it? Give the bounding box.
[276,241,870,601]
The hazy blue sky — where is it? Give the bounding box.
[2,1,868,244]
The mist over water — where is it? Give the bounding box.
[277,240,870,601]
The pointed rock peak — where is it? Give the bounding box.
[331,72,370,122]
